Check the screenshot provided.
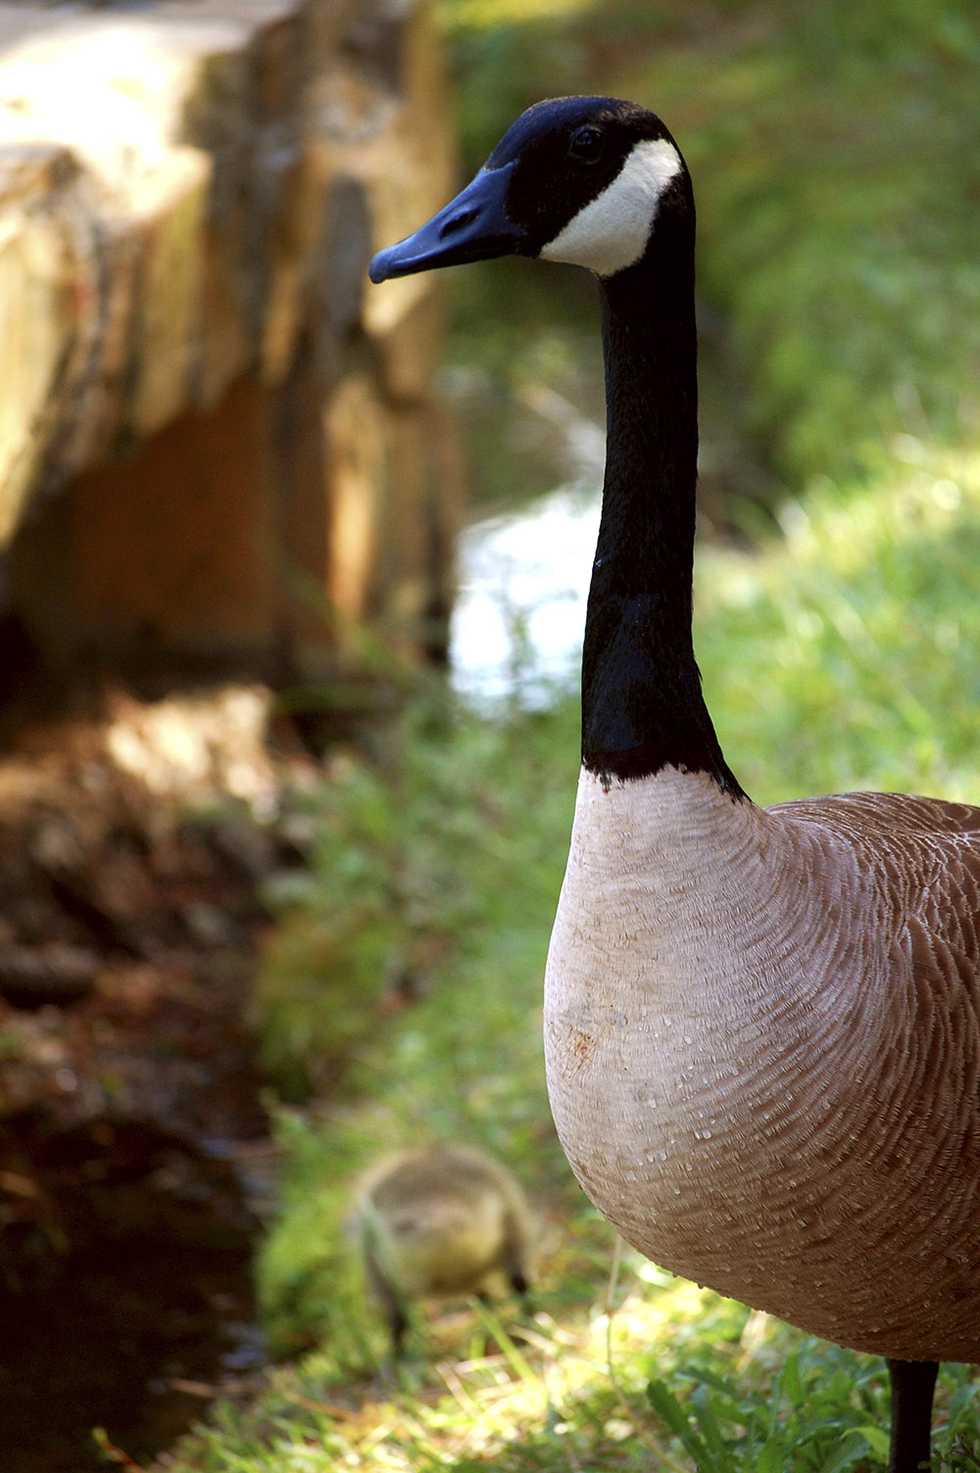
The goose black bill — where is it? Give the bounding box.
[368,162,524,283]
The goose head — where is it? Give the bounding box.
[369,96,691,284]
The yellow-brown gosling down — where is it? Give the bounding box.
[355,1144,534,1354]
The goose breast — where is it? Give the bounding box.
[544,768,980,1361]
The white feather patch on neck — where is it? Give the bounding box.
[539,138,683,276]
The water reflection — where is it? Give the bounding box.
[451,484,600,707]
[450,384,604,707]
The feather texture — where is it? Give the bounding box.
[545,768,980,1361]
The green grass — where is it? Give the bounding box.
[698,449,980,804]
[156,1286,980,1472]
[251,694,580,1361]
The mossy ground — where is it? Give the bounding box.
[160,0,979,1468]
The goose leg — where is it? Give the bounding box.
[364,1240,409,1357]
[886,1358,939,1473]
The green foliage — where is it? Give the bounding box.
[252,692,585,1357]
[699,451,980,805]
[255,907,397,1104]
[254,695,577,1103]
[647,1348,980,1472]
[443,0,980,489]
[645,0,980,486]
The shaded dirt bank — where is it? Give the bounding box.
[0,684,317,1472]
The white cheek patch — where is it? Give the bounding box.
[539,138,683,277]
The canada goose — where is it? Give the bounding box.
[369,97,979,1468]
[355,1144,534,1354]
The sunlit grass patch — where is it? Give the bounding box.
[697,448,980,804]
[161,1260,978,1471]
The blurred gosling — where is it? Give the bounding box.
[355,1144,535,1354]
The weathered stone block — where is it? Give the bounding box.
[10,375,277,669]
[326,373,387,626]
[0,0,461,680]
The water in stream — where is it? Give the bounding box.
[449,381,605,707]
[448,321,776,706]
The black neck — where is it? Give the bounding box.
[581,225,743,796]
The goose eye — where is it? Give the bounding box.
[568,125,603,164]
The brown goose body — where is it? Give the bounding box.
[545,769,980,1361]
